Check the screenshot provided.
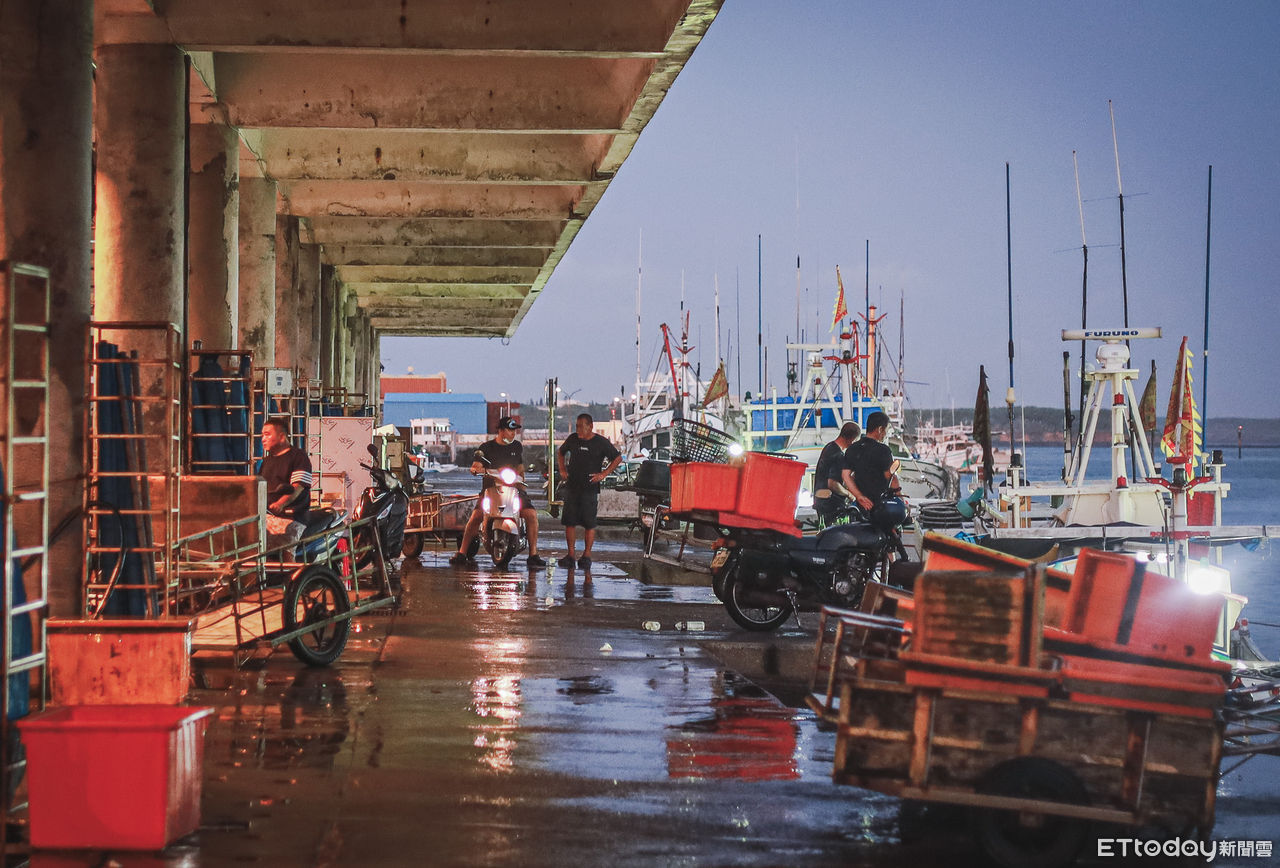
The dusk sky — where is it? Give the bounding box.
[381,1,1280,420]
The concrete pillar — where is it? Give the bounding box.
[92,43,186,328]
[238,177,277,366]
[335,283,351,394]
[343,296,358,396]
[273,215,300,372]
[372,330,382,407]
[295,244,321,382]
[187,122,239,350]
[319,264,337,387]
[0,0,93,616]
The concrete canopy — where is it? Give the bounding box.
[96,0,724,338]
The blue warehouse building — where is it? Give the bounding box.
[380,393,490,435]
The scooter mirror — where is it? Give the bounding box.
[367,444,378,458]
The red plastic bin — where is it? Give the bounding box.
[18,704,214,850]
[734,453,805,524]
[669,462,691,512]
[683,462,741,512]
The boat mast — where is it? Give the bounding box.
[1201,165,1213,438]
[756,235,763,396]
[1110,101,1131,334]
[1004,162,1017,461]
[635,230,642,422]
[1073,150,1088,455]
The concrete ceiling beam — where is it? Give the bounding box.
[100,0,691,53]
[215,54,652,132]
[307,216,563,248]
[240,129,613,184]
[280,180,584,221]
[348,284,530,301]
[320,245,549,268]
[369,323,507,336]
[358,296,522,312]
[336,265,541,284]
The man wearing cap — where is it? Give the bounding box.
[450,416,546,568]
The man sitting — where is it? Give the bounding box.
[258,416,313,550]
[450,416,546,568]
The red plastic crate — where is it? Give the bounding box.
[683,462,741,512]
[734,453,805,524]
[18,705,214,850]
[669,462,691,512]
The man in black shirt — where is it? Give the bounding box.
[841,411,900,510]
[451,416,546,568]
[555,414,622,569]
[814,421,860,526]
[258,417,313,547]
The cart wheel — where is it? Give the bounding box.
[722,565,792,631]
[402,533,424,559]
[284,566,352,667]
[973,757,1091,868]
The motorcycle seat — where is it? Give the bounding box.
[301,508,343,536]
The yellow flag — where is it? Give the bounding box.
[831,267,848,332]
[703,361,729,406]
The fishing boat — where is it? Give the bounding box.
[910,420,1011,477]
[737,310,955,505]
[964,326,1278,662]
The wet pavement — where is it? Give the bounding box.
[26,530,1280,867]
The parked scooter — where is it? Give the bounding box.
[710,493,913,631]
[353,444,410,569]
[464,460,528,570]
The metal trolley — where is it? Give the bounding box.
[166,514,397,668]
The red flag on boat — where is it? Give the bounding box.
[702,360,729,406]
[831,267,848,332]
[1160,336,1201,466]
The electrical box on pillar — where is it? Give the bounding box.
[265,368,293,396]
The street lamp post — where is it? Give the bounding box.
[500,391,509,416]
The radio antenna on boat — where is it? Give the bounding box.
[1004,162,1018,460]
[1109,100,1131,332]
[1201,165,1213,427]
[1073,149,1089,448]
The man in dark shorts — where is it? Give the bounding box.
[841,411,900,511]
[258,416,313,548]
[814,420,860,526]
[450,416,546,568]
[556,414,622,569]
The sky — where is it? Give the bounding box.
[381,0,1280,419]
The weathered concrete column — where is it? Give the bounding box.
[187,122,239,350]
[371,328,382,409]
[0,0,93,617]
[273,215,300,372]
[335,283,351,393]
[238,177,277,366]
[343,295,359,395]
[295,244,321,382]
[319,264,337,386]
[93,43,186,328]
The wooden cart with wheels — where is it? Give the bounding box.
[169,513,397,667]
[808,534,1237,868]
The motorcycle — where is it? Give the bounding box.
[464,463,528,570]
[353,444,410,570]
[709,493,913,632]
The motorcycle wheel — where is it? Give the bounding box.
[722,568,792,632]
[490,529,517,570]
[711,550,739,603]
[401,533,424,559]
[284,566,352,667]
[354,524,377,569]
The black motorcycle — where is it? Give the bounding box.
[353,445,410,570]
[710,494,913,631]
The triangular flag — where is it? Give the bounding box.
[702,360,729,406]
[831,266,848,332]
[1160,336,1202,466]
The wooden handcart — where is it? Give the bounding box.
[807,534,1238,868]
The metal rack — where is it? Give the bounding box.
[0,262,52,856]
[84,322,183,618]
[187,346,253,475]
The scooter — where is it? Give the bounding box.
[353,444,410,569]
[709,493,913,632]
[465,463,528,570]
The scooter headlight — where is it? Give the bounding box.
[378,503,393,521]
[499,467,518,485]
[482,496,492,512]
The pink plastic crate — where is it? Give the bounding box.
[18,705,213,850]
[734,453,805,524]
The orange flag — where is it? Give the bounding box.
[831,266,848,332]
[702,360,729,406]
[1160,336,1201,465]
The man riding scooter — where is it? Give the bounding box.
[450,416,546,568]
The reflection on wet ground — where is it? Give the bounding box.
[40,536,1279,867]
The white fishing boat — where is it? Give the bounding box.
[737,312,956,505]
[966,326,1278,662]
[911,420,1011,476]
